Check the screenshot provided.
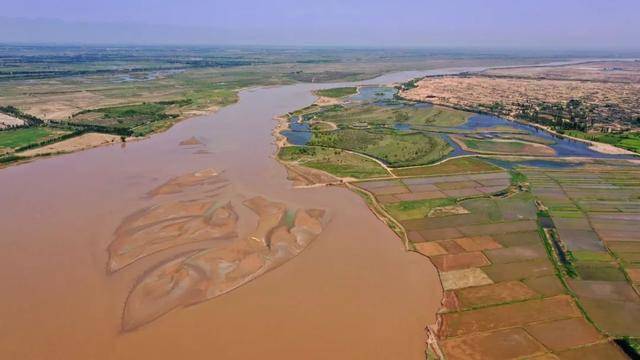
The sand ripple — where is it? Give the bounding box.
[111,169,326,331]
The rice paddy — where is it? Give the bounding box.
[353,164,635,358]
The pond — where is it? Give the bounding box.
[281,116,312,145]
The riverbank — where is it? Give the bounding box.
[0,70,452,360]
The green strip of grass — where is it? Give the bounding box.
[0,127,68,149]
[563,129,640,154]
[384,198,456,221]
[315,87,358,98]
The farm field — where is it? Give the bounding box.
[391,157,501,177]
[524,166,640,337]
[354,164,633,359]
[0,126,71,152]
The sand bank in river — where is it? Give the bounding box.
[0,73,445,360]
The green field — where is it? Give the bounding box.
[307,104,471,128]
[70,100,188,133]
[315,87,358,98]
[563,130,640,154]
[385,198,456,221]
[392,157,501,177]
[309,129,452,167]
[278,145,389,179]
[0,127,69,150]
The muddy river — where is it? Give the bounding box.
[0,70,475,359]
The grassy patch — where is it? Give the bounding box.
[392,157,501,177]
[575,262,627,281]
[71,100,188,130]
[309,129,452,167]
[0,127,69,150]
[572,251,615,262]
[564,130,640,154]
[308,104,470,128]
[315,87,358,98]
[510,169,528,185]
[278,145,389,179]
[384,198,456,221]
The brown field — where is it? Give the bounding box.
[557,342,629,360]
[439,328,546,360]
[357,171,510,209]
[524,317,603,352]
[347,156,640,358]
[438,295,580,338]
[455,281,538,308]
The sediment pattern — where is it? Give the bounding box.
[108,169,326,331]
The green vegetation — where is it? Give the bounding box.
[278,145,389,179]
[615,337,640,358]
[384,198,456,221]
[510,169,528,185]
[70,100,190,134]
[315,87,358,98]
[309,129,452,167]
[0,127,69,150]
[563,129,640,154]
[308,104,470,128]
[391,157,501,177]
[571,251,614,262]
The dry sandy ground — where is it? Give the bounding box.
[313,96,342,106]
[588,141,636,155]
[483,60,640,83]
[403,76,640,118]
[0,113,25,128]
[20,133,122,156]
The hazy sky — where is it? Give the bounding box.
[2,0,639,48]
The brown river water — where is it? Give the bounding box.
[0,69,472,360]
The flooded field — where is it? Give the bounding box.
[0,71,464,359]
